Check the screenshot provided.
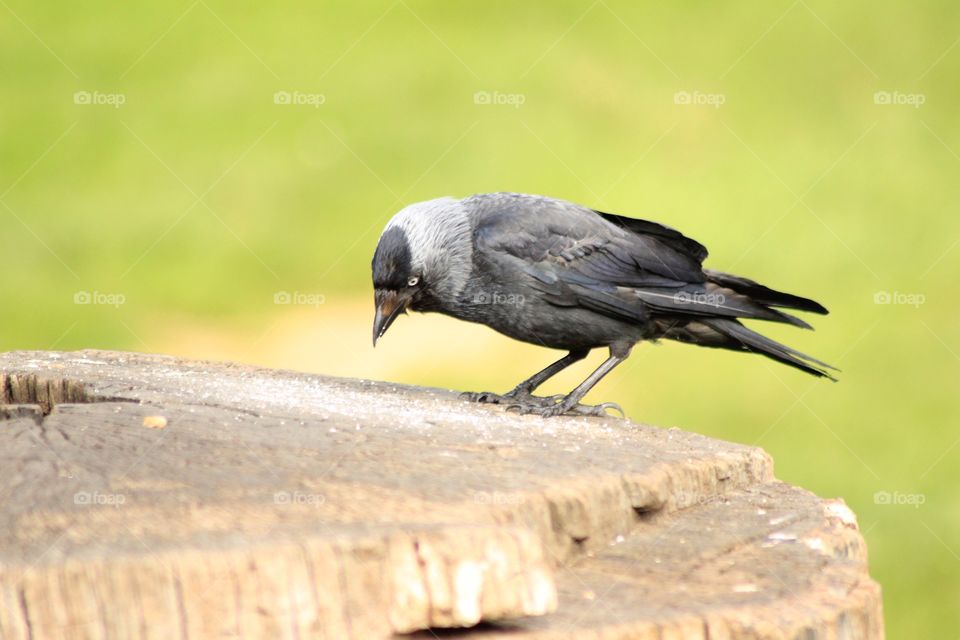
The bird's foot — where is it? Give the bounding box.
[460,390,510,405]
[507,398,625,419]
[461,390,563,407]
[461,390,624,418]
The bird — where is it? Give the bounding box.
[371,192,835,418]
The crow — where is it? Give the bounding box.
[372,192,835,418]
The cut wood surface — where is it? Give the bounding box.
[0,350,883,639]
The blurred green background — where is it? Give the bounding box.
[2,1,957,634]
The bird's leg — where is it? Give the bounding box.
[509,345,631,418]
[461,349,588,406]
[505,348,590,397]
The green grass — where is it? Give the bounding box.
[2,1,958,634]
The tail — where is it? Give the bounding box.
[666,317,838,380]
[631,270,829,331]
[704,269,828,316]
[652,270,835,378]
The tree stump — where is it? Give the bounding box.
[0,350,883,639]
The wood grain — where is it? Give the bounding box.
[0,350,882,639]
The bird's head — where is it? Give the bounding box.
[371,197,472,346]
[371,225,421,346]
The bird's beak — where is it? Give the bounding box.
[372,289,411,346]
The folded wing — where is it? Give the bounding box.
[471,195,820,328]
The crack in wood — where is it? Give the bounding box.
[172,567,190,640]
[16,586,32,640]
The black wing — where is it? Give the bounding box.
[469,194,806,326]
[595,210,708,263]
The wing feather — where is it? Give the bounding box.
[468,193,819,329]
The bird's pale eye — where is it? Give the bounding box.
[407,276,420,287]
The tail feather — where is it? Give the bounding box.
[704,270,828,315]
[694,318,838,380]
[653,270,834,379]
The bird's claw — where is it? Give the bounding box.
[572,401,626,418]
[462,391,562,408]
[461,390,547,404]
[505,399,626,419]
[463,390,623,418]
[460,391,511,404]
